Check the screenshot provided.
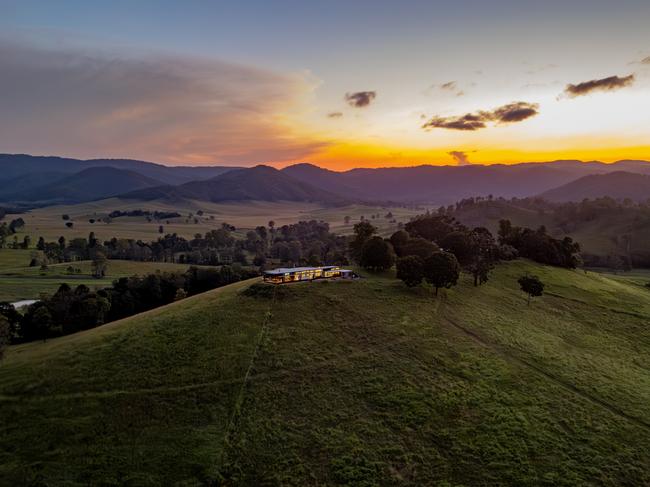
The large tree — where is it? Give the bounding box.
[350,221,377,263]
[360,236,395,271]
[423,251,460,295]
[518,274,544,305]
[396,255,424,287]
[0,314,9,361]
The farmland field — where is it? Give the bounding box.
[3,198,423,244]
[0,248,207,301]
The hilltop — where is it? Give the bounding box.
[1,261,648,485]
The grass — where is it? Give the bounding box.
[0,248,207,301]
[3,198,421,243]
[1,261,649,485]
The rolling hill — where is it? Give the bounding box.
[1,261,649,485]
[0,166,164,204]
[540,171,650,202]
[121,165,348,204]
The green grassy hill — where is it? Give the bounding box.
[1,261,649,485]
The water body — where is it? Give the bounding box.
[10,300,38,309]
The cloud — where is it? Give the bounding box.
[563,74,635,98]
[0,40,328,164]
[440,81,457,91]
[344,91,376,108]
[327,111,343,118]
[422,101,539,131]
[641,56,650,65]
[448,151,471,166]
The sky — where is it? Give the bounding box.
[0,0,649,169]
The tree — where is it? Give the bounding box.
[359,236,395,271]
[174,288,187,301]
[91,251,108,278]
[158,225,164,234]
[0,315,10,360]
[32,306,53,342]
[396,255,424,287]
[344,215,351,225]
[21,235,31,249]
[518,274,544,305]
[349,221,377,262]
[62,214,70,220]
[65,222,74,229]
[465,227,497,286]
[423,251,460,295]
[389,230,410,256]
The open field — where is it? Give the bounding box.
[1,260,649,484]
[3,198,423,243]
[0,249,207,301]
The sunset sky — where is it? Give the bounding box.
[1,0,649,169]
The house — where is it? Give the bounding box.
[263,265,355,284]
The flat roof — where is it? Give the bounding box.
[263,265,338,275]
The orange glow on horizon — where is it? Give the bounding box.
[270,142,650,171]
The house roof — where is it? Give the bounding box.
[263,265,338,276]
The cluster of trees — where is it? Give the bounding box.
[349,215,497,293]
[27,218,349,273]
[0,217,26,248]
[497,220,580,268]
[0,265,257,344]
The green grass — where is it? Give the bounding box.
[0,249,209,301]
[1,261,649,485]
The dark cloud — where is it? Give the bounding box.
[448,151,471,166]
[440,81,457,91]
[423,113,487,131]
[563,74,635,97]
[491,102,539,123]
[0,40,328,163]
[344,91,376,108]
[422,101,539,131]
[327,111,343,118]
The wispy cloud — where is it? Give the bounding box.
[563,74,635,98]
[448,150,471,165]
[422,101,539,131]
[641,56,650,65]
[344,91,376,107]
[0,40,327,164]
[327,111,343,118]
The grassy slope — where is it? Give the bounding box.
[0,249,206,301]
[1,262,649,485]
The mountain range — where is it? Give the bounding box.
[1,153,650,207]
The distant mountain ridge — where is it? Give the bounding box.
[1,167,164,205]
[282,160,650,204]
[121,165,347,204]
[0,154,240,185]
[2,153,650,206]
[539,171,650,202]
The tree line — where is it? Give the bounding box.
[29,219,349,270]
[349,213,579,294]
[0,264,257,344]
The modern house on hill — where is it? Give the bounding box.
[263,265,354,284]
